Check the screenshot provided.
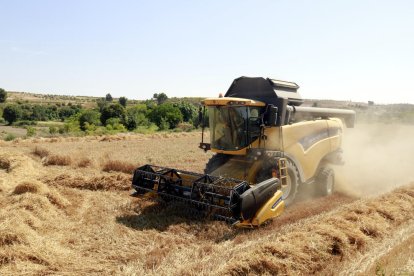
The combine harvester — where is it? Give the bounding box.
[131,77,355,227]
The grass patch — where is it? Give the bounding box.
[77,157,92,168]
[134,124,158,134]
[36,121,65,127]
[45,154,72,166]
[4,133,16,141]
[0,158,11,172]
[102,160,135,174]
[13,181,44,195]
[32,146,50,158]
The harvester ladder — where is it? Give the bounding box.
[278,158,288,186]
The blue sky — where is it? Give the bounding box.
[1,1,413,103]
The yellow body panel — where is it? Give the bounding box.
[211,138,261,156]
[273,119,343,181]
[210,118,344,183]
[235,190,285,227]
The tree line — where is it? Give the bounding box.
[0,89,202,134]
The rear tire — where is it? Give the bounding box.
[316,167,335,196]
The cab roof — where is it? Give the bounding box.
[224,76,303,106]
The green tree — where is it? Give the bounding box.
[153,92,168,105]
[100,103,126,125]
[125,104,149,130]
[96,98,108,112]
[79,110,101,131]
[105,93,113,102]
[58,106,80,121]
[149,103,183,129]
[0,88,7,103]
[3,104,22,125]
[175,101,198,122]
[119,97,128,107]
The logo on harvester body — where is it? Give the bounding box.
[272,196,283,209]
[299,127,341,151]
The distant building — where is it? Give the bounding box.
[368,101,374,106]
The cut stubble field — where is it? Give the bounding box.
[0,124,413,275]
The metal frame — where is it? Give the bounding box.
[132,164,250,223]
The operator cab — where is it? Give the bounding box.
[199,77,303,154]
[200,97,265,154]
[208,105,262,151]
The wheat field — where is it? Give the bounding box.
[0,125,413,275]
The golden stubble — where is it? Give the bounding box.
[0,130,413,275]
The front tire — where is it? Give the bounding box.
[204,153,230,174]
[256,159,299,206]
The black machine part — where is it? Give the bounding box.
[224,76,303,106]
[237,177,280,221]
[131,164,282,224]
[131,164,251,223]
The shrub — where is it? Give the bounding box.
[134,124,158,134]
[153,92,168,105]
[0,88,6,103]
[79,110,101,131]
[175,101,198,122]
[125,104,149,130]
[58,126,66,134]
[100,103,126,126]
[64,113,82,133]
[26,126,36,137]
[4,133,16,141]
[58,106,80,121]
[96,98,107,112]
[159,118,170,130]
[49,126,57,134]
[14,120,36,126]
[105,93,113,102]
[119,96,127,107]
[149,103,183,129]
[84,122,98,134]
[3,104,22,125]
[105,118,126,132]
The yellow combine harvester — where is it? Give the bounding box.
[132,77,355,227]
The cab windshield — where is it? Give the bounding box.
[208,106,261,151]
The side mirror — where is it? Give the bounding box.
[198,107,203,127]
[264,105,278,126]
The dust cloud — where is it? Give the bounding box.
[335,123,414,197]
